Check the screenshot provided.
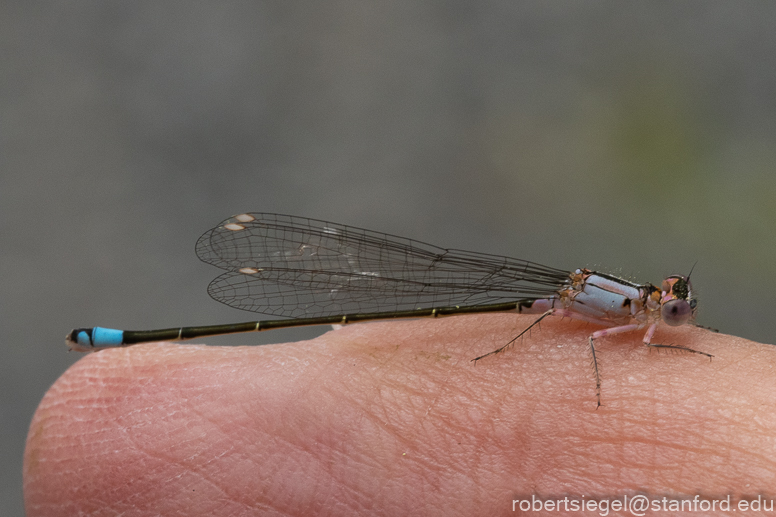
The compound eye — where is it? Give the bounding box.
[662,299,693,326]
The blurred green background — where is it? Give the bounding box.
[3,2,776,513]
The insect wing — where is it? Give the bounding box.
[196,213,569,317]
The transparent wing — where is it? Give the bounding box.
[195,213,571,318]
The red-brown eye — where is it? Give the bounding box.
[662,299,693,326]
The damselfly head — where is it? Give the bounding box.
[660,275,697,326]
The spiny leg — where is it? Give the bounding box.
[471,309,555,363]
[642,322,713,360]
[588,336,601,409]
[644,343,713,360]
[588,324,714,406]
[692,323,719,333]
[588,324,640,408]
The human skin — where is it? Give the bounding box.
[24,314,776,516]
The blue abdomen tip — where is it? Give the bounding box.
[91,327,125,347]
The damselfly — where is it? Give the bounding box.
[67,213,713,406]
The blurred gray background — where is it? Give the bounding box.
[3,2,776,513]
